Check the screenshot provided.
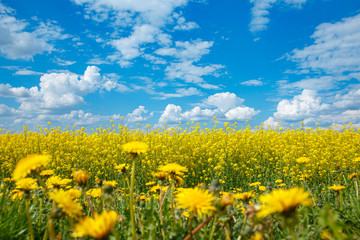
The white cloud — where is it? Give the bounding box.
[158,92,260,123]
[155,39,213,61]
[0,104,18,117]
[126,105,153,122]
[225,107,260,121]
[249,0,307,33]
[155,87,202,100]
[0,83,30,98]
[333,87,360,110]
[0,3,69,60]
[203,92,244,112]
[14,69,44,76]
[289,13,360,74]
[240,79,264,86]
[172,12,199,31]
[262,117,279,129]
[53,57,76,66]
[159,104,184,123]
[273,89,329,121]
[165,61,223,88]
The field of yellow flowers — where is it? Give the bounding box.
[1,122,360,239]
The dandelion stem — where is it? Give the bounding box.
[159,186,166,240]
[183,215,214,240]
[25,199,34,240]
[355,180,359,198]
[83,189,95,217]
[209,214,218,240]
[129,155,137,240]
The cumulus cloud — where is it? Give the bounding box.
[274,89,329,121]
[0,3,69,60]
[289,13,360,74]
[224,107,260,121]
[126,106,153,122]
[158,92,260,123]
[203,92,244,112]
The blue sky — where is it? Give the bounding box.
[1,0,360,131]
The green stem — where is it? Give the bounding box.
[188,212,194,240]
[209,214,218,240]
[25,199,34,240]
[170,181,176,225]
[129,156,137,240]
[225,222,231,240]
[159,186,166,240]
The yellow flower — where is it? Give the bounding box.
[234,191,255,201]
[328,184,345,192]
[249,233,263,240]
[15,178,38,191]
[275,179,283,184]
[114,164,129,173]
[221,192,235,206]
[103,180,117,188]
[152,171,169,179]
[122,141,148,155]
[145,181,156,186]
[49,189,83,219]
[66,188,82,199]
[250,182,261,187]
[175,187,216,217]
[257,187,312,218]
[296,157,310,164]
[11,189,24,201]
[148,185,168,193]
[73,170,90,186]
[87,188,102,198]
[158,163,188,176]
[72,210,118,239]
[348,173,358,180]
[12,154,51,181]
[40,170,54,176]
[46,176,72,189]
[259,186,267,191]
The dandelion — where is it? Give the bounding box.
[40,170,54,177]
[73,169,90,186]
[49,189,83,219]
[122,141,148,155]
[176,187,216,218]
[158,163,188,177]
[257,187,312,218]
[87,188,102,198]
[328,185,345,192]
[250,182,261,187]
[46,176,72,189]
[15,178,38,192]
[12,154,51,181]
[72,210,118,239]
[103,180,117,188]
[259,186,267,191]
[234,191,255,201]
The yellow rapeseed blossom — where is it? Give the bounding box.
[328,184,345,192]
[49,189,83,219]
[12,154,51,181]
[257,187,312,218]
[158,163,188,176]
[296,157,311,164]
[122,141,148,155]
[175,187,216,217]
[73,170,90,186]
[72,210,118,239]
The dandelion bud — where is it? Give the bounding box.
[73,170,90,186]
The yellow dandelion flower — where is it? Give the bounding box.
[152,171,169,179]
[328,184,345,192]
[49,189,83,219]
[259,186,267,191]
[114,164,129,173]
[234,191,255,201]
[175,187,216,217]
[12,154,51,181]
[66,188,82,199]
[40,170,54,176]
[86,188,102,198]
[122,141,148,155]
[73,170,90,186]
[249,233,263,240]
[275,179,283,184]
[250,182,261,187]
[158,163,188,177]
[145,181,156,186]
[296,157,311,164]
[348,173,358,180]
[257,187,312,218]
[72,210,118,239]
[46,176,72,189]
[103,180,117,188]
[15,178,38,191]
[11,189,24,201]
[220,192,235,206]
